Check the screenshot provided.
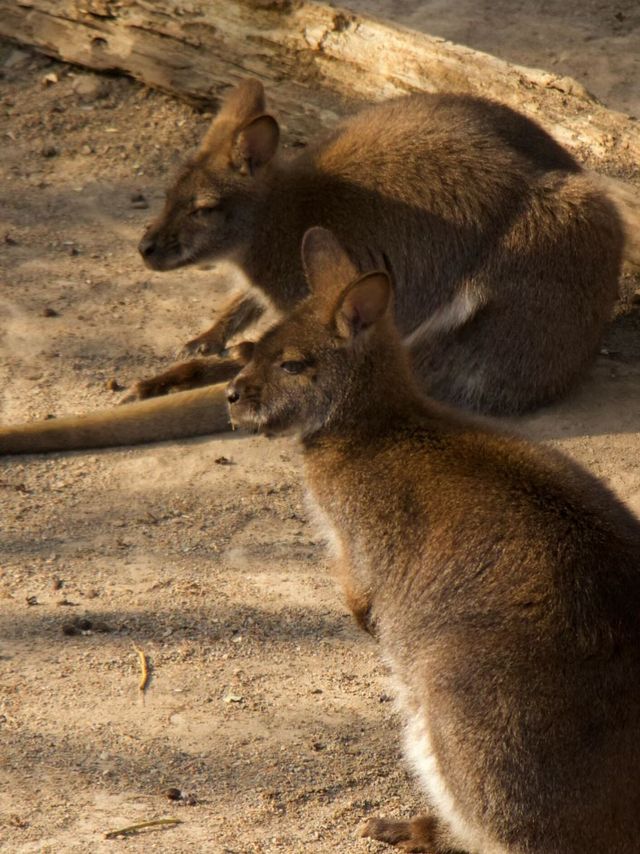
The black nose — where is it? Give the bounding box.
[227,388,240,404]
[138,236,156,259]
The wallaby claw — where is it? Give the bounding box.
[361,817,414,844]
[177,335,224,360]
[119,381,154,404]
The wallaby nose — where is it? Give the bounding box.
[227,385,240,405]
[138,235,156,260]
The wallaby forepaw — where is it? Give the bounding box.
[120,374,178,403]
[119,381,155,404]
[361,817,414,845]
[177,340,209,359]
[177,335,223,360]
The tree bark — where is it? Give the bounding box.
[1,0,639,174]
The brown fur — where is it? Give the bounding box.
[227,228,640,854]
[140,77,624,415]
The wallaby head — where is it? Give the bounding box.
[138,78,280,271]
[227,227,409,436]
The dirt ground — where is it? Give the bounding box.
[1,3,639,853]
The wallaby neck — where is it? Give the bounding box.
[299,339,442,606]
[240,157,311,312]
[302,333,429,447]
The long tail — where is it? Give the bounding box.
[0,383,231,455]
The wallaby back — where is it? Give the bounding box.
[227,227,640,854]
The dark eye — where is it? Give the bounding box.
[190,203,220,219]
[281,360,307,375]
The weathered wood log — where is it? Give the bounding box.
[1,0,640,177]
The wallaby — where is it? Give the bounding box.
[226,227,640,854]
[135,77,625,416]
[0,80,634,454]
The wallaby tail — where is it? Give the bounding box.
[593,173,640,270]
[0,383,231,456]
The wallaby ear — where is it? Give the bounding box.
[301,227,359,298]
[200,79,267,155]
[231,115,280,175]
[334,272,392,339]
[220,78,266,125]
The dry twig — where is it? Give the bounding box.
[132,641,150,693]
[104,818,182,839]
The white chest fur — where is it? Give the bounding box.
[304,489,343,560]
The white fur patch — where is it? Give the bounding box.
[391,672,510,854]
[403,288,483,349]
[304,490,343,560]
[405,709,480,850]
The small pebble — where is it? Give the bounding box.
[214,456,234,465]
[42,307,59,317]
[130,192,148,209]
[166,787,182,801]
[62,624,80,636]
[93,620,112,633]
[72,74,110,101]
[105,378,123,392]
[41,145,58,158]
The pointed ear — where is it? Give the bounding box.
[301,227,359,298]
[200,79,267,155]
[231,115,280,174]
[334,272,392,339]
[220,78,266,125]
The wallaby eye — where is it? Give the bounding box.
[190,202,220,219]
[280,360,307,375]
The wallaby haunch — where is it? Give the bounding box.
[0,80,634,454]
[226,227,640,854]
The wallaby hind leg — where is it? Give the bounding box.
[178,290,265,358]
[361,815,465,854]
[123,342,254,403]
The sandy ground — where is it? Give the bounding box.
[1,4,639,853]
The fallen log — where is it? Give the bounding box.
[1,0,640,176]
